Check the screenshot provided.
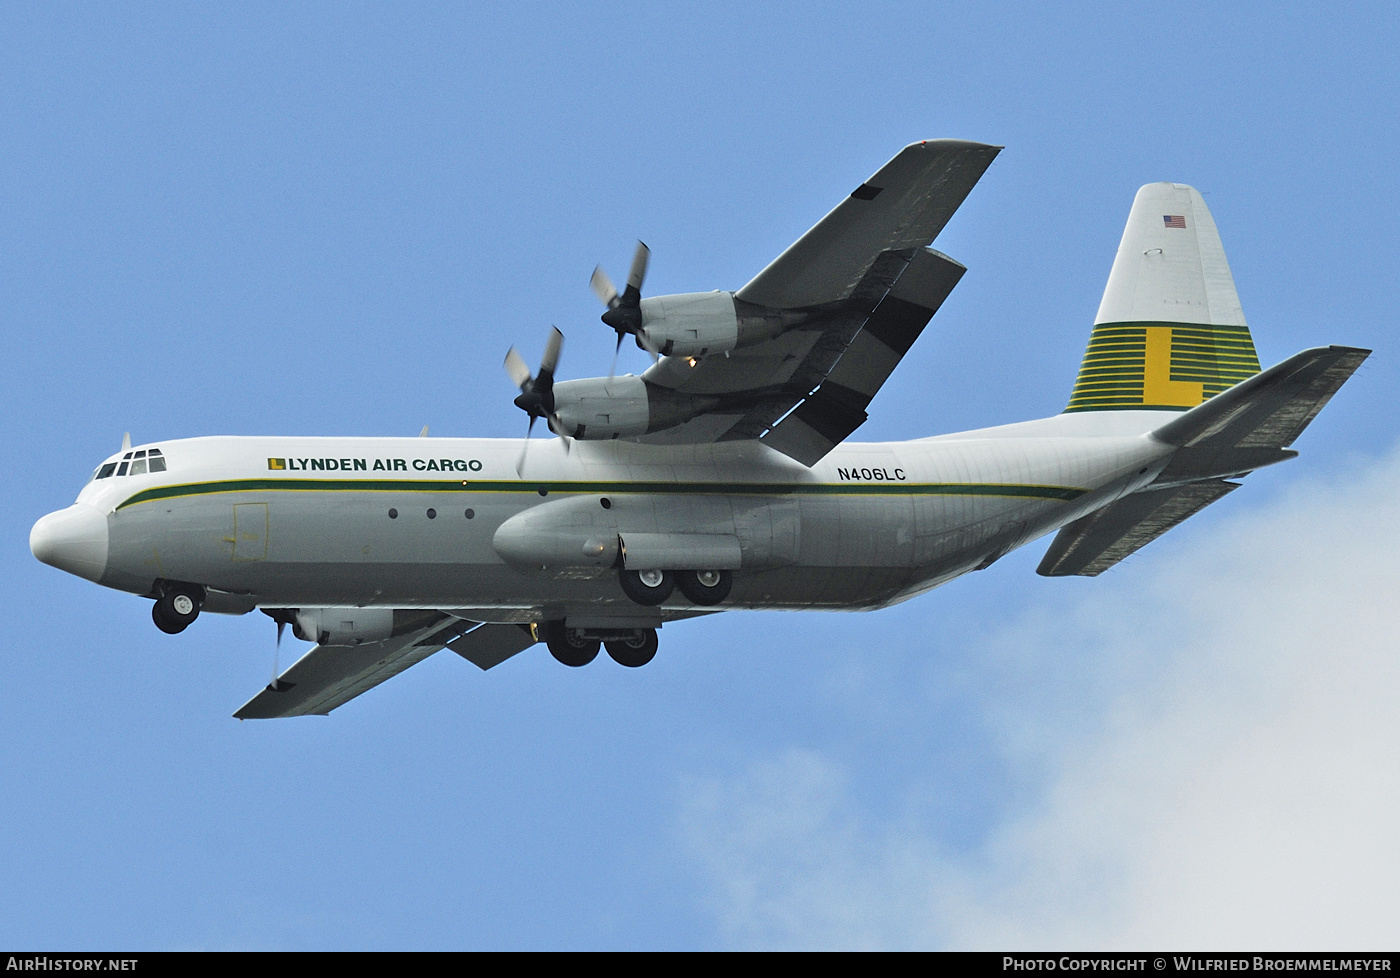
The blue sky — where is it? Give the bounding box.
[4,2,1398,949]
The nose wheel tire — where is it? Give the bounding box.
[676,569,732,606]
[543,620,600,667]
[619,568,674,606]
[152,588,202,634]
[605,629,659,667]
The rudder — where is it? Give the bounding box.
[1065,183,1261,413]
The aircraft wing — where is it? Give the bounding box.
[233,615,524,719]
[634,141,999,462]
[735,139,1001,309]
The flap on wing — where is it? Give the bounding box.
[1037,480,1239,577]
[1151,345,1370,451]
[234,616,470,719]
[446,623,538,671]
[735,140,1000,309]
[761,248,966,465]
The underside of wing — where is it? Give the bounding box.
[234,614,476,719]
[625,141,1000,457]
[759,247,966,464]
[735,140,1000,310]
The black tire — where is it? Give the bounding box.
[543,620,600,667]
[152,587,201,634]
[619,568,674,606]
[605,630,659,668]
[676,569,733,606]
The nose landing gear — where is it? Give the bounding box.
[152,583,204,634]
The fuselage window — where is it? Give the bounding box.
[116,462,129,476]
[134,450,147,458]
[130,459,148,475]
[95,462,119,480]
[149,456,167,472]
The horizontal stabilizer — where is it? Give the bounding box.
[1037,480,1239,577]
[1151,345,1370,452]
[446,623,538,670]
[234,616,470,719]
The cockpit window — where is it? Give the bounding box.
[94,447,166,479]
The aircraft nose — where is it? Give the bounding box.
[30,503,109,583]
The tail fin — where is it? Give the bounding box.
[1065,183,1261,413]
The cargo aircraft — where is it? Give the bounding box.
[29,140,1368,719]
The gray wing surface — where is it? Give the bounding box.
[735,139,1001,309]
[234,615,476,719]
[759,248,966,464]
[635,141,1000,458]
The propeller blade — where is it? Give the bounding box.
[590,265,618,307]
[626,241,650,293]
[635,329,661,364]
[504,347,532,390]
[271,620,285,690]
[608,330,623,379]
[516,415,538,476]
[540,326,564,377]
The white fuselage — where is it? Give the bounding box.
[45,411,1177,621]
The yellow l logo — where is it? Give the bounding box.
[1141,327,1204,407]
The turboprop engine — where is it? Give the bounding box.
[590,242,794,359]
[293,607,394,646]
[635,292,790,358]
[550,375,717,440]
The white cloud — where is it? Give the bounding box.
[680,450,1400,949]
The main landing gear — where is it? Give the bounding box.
[543,620,659,668]
[151,583,204,634]
[619,568,732,606]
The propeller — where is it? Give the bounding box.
[271,620,285,690]
[591,241,657,374]
[504,326,570,475]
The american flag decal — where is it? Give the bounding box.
[1163,214,1187,229]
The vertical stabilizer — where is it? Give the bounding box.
[1066,183,1260,413]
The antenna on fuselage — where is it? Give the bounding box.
[419,425,429,438]
[121,432,131,452]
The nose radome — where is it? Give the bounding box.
[30,504,109,583]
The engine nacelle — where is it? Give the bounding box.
[637,292,792,358]
[293,607,394,646]
[552,375,650,439]
[637,292,738,357]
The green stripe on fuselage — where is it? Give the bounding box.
[115,478,1088,509]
